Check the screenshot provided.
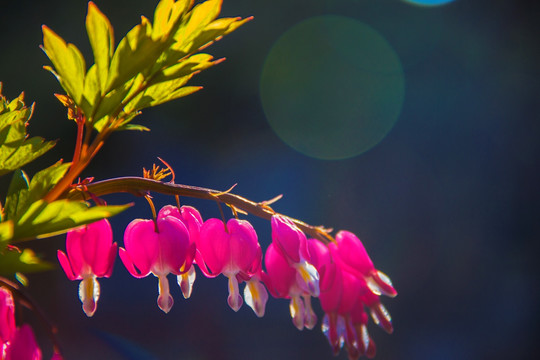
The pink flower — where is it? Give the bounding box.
[331,231,397,298]
[157,205,203,299]
[57,219,117,317]
[196,218,265,314]
[271,215,310,264]
[1,288,59,360]
[4,324,42,360]
[309,236,394,359]
[263,243,318,330]
[308,238,364,357]
[119,214,195,313]
[0,287,16,356]
[270,215,319,297]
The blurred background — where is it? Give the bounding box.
[1,0,539,359]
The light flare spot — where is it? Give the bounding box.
[260,15,404,159]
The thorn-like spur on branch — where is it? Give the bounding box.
[65,177,334,243]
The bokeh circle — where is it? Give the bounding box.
[260,15,404,160]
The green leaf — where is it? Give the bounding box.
[0,101,55,176]
[13,200,131,241]
[92,79,134,126]
[105,17,165,93]
[0,89,54,178]
[152,0,191,40]
[125,75,201,112]
[187,16,252,54]
[115,123,150,132]
[150,53,219,84]
[25,162,71,207]
[0,247,54,276]
[0,221,14,245]
[4,169,29,221]
[4,162,70,225]
[172,0,223,54]
[81,64,101,118]
[86,1,114,94]
[41,25,87,105]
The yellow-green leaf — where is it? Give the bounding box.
[125,74,200,112]
[153,0,191,40]
[186,16,252,54]
[14,200,131,241]
[0,91,55,177]
[0,221,14,244]
[150,53,218,84]
[82,64,101,118]
[173,0,223,53]
[4,169,29,221]
[105,17,165,92]
[0,247,54,276]
[86,1,114,94]
[41,26,86,105]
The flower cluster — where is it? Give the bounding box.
[0,287,61,360]
[58,205,396,359]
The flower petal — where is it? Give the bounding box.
[5,324,42,360]
[289,295,305,330]
[177,266,197,299]
[227,275,243,312]
[154,216,190,275]
[227,219,260,274]
[123,219,159,276]
[0,288,15,344]
[119,247,149,278]
[78,276,100,317]
[264,243,296,298]
[271,215,309,263]
[157,274,174,313]
[198,218,229,275]
[244,277,268,317]
[57,250,78,281]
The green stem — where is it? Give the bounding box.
[65,176,334,244]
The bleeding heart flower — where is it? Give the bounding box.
[57,219,117,317]
[119,214,194,313]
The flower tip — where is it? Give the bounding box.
[227,293,243,312]
[157,293,174,313]
[367,270,397,298]
[178,267,196,299]
[366,340,377,358]
[370,303,393,334]
[82,300,97,317]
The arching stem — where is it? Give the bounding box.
[66,176,335,244]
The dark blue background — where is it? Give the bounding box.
[0,0,538,359]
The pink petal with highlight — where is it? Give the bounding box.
[57,250,78,281]
[153,216,190,275]
[271,215,309,263]
[0,288,15,344]
[5,324,42,360]
[123,219,159,276]
[264,243,296,298]
[227,219,259,274]
[198,218,229,275]
[334,231,374,276]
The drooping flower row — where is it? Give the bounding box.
[57,205,396,359]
